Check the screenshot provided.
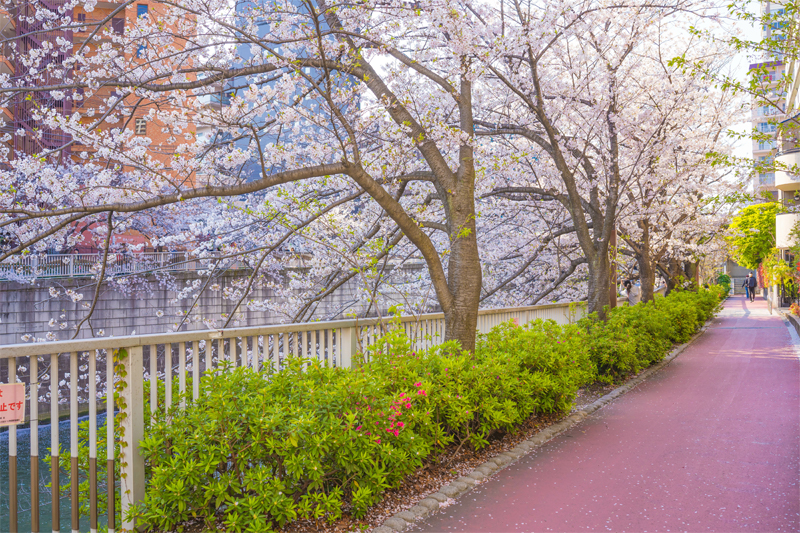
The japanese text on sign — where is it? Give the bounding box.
[0,383,26,427]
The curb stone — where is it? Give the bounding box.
[368,324,710,532]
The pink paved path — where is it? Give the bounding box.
[413,295,800,532]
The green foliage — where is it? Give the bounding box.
[716,273,731,294]
[580,288,724,382]
[726,203,784,269]
[763,247,794,286]
[130,289,724,531]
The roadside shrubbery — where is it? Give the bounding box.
[131,288,724,531]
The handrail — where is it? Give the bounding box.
[0,301,585,357]
[0,298,596,530]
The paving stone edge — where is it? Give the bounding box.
[369,322,711,533]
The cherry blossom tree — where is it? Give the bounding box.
[472,0,737,315]
[0,0,738,347]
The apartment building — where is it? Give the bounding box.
[1,0,201,251]
[750,2,788,200]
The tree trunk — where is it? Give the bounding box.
[639,257,655,302]
[659,259,679,296]
[440,72,482,353]
[637,222,655,302]
[442,231,482,351]
[684,261,699,289]
[443,184,482,352]
[587,251,612,319]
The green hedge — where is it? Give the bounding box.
[130,288,724,531]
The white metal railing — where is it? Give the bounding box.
[0,301,589,531]
[0,252,241,281]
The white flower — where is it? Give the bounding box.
[21,334,32,342]
[49,287,60,298]
[66,290,84,302]
[156,310,164,318]
[97,329,105,336]
[48,318,57,327]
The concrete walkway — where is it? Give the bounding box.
[412,295,800,532]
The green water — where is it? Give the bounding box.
[0,414,110,532]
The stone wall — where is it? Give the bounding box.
[0,270,377,345]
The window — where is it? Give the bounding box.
[758,122,777,133]
[137,4,149,17]
[759,173,775,186]
[135,118,147,135]
[760,105,783,116]
[758,139,776,151]
[77,12,86,22]
[136,44,146,58]
[111,17,124,34]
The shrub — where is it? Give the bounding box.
[580,287,723,380]
[130,289,724,531]
[716,273,731,294]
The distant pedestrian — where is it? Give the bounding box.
[624,280,640,306]
[742,276,750,300]
[747,273,757,302]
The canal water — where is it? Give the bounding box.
[0,413,109,532]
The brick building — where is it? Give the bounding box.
[1,0,205,252]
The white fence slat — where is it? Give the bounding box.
[192,341,200,401]
[165,344,172,410]
[179,342,186,411]
[149,345,157,415]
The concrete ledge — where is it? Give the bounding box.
[369,322,711,532]
[784,312,800,338]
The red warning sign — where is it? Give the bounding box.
[0,383,26,427]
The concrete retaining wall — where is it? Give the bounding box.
[0,269,391,345]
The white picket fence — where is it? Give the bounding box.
[0,301,589,531]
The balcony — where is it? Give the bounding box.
[776,212,800,248]
[775,149,800,190]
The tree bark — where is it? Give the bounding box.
[637,222,655,303]
[443,252,481,352]
[658,259,680,296]
[441,72,482,352]
[441,188,482,351]
[587,251,612,319]
[684,261,699,290]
